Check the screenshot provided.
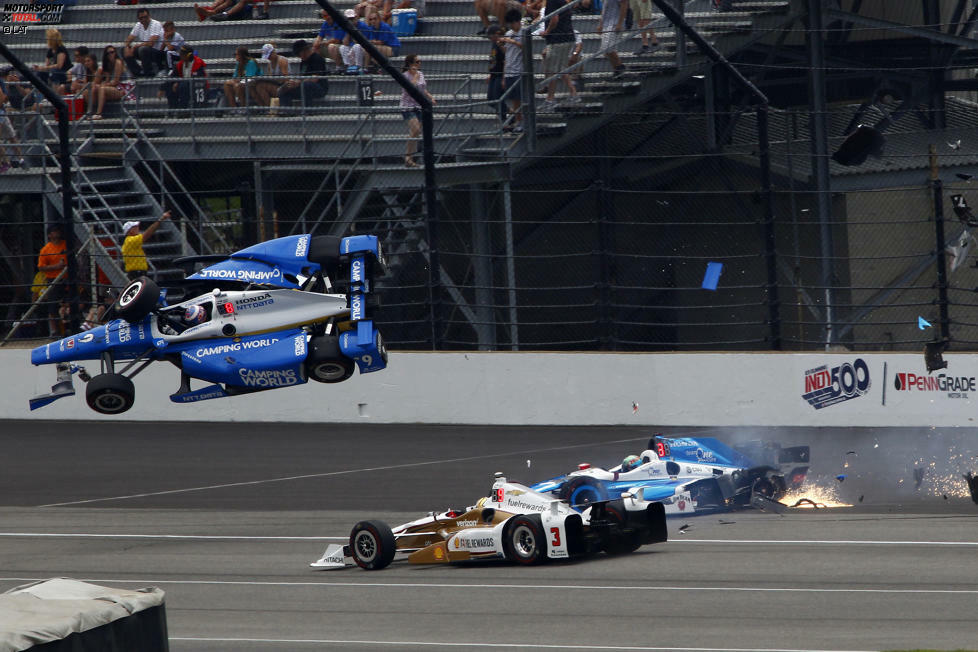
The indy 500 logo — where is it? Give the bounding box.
[802,358,871,410]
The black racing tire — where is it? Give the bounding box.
[753,473,787,501]
[115,276,159,323]
[85,373,135,415]
[308,235,343,280]
[349,520,396,570]
[305,335,355,383]
[559,476,609,511]
[503,514,547,565]
[602,500,643,555]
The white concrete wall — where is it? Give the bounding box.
[4,348,978,426]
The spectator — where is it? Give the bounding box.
[276,40,328,110]
[312,9,346,72]
[121,211,170,280]
[195,0,272,21]
[486,25,506,123]
[37,225,68,337]
[90,46,133,120]
[123,8,165,78]
[0,75,26,171]
[2,69,37,112]
[598,0,627,78]
[629,0,659,54]
[163,45,208,113]
[223,46,262,112]
[500,8,524,130]
[360,9,401,72]
[34,28,71,93]
[66,46,90,95]
[399,53,434,168]
[249,43,289,106]
[161,21,187,72]
[538,0,578,111]
[475,0,523,35]
[355,0,392,23]
[567,28,584,92]
[338,9,369,73]
[524,0,545,22]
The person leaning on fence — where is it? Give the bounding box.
[486,26,507,123]
[500,8,524,131]
[34,29,71,94]
[162,45,208,113]
[224,46,262,112]
[276,40,328,110]
[249,43,289,107]
[123,8,165,78]
[37,225,68,338]
[399,53,435,168]
[89,46,134,120]
[161,21,187,73]
[122,212,170,281]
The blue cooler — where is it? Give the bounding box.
[391,9,418,37]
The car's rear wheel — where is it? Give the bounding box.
[115,277,159,323]
[85,373,135,415]
[305,335,355,383]
[349,520,396,570]
[559,476,609,511]
[503,514,546,565]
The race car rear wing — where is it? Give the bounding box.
[338,235,387,374]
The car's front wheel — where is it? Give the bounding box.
[115,277,159,323]
[349,520,396,570]
[85,373,135,415]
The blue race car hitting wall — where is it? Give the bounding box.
[530,435,810,515]
[30,234,388,415]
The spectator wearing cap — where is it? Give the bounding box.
[162,45,208,113]
[354,0,392,23]
[339,10,370,73]
[161,21,187,72]
[37,225,68,337]
[312,9,347,72]
[360,9,401,72]
[121,211,170,280]
[249,43,289,106]
[224,46,262,112]
[123,8,165,77]
[276,40,328,110]
[194,0,272,21]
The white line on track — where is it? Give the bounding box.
[168,639,877,652]
[0,577,976,594]
[36,434,664,508]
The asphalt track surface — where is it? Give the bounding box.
[1,420,977,652]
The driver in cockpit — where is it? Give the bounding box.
[161,303,211,335]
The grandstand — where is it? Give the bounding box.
[2,0,977,352]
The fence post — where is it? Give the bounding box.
[521,27,536,153]
[931,144,950,342]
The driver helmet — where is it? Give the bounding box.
[621,454,642,472]
[183,304,207,325]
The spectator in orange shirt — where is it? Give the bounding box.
[37,225,68,338]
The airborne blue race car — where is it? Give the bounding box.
[30,234,388,415]
[531,436,810,516]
